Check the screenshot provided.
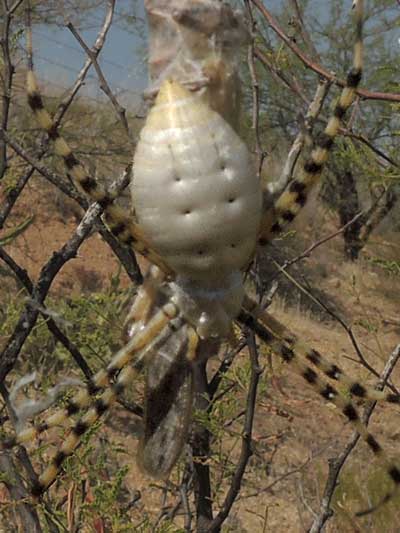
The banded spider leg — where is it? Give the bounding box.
[238,296,400,511]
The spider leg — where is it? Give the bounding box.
[258,0,364,245]
[25,11,172,276]
[242,295,400,406]
[26,301,182,498]
[1,266,163,450]
[238,296,400,511]
[124,265,167,335]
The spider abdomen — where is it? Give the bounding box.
[132,80,262,282]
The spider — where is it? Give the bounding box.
[2,0,400,517]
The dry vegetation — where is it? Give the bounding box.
[1,1,399,532]
[1,175,400,531]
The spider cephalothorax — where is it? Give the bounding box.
[3,0,400,518]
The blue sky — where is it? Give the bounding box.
[33,1,149,108]
[31,0,399,110]
[32,0,290,109]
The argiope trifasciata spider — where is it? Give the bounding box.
[2,0,400,522]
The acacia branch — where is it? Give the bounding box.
[0,130,142,283]
[244,0,267,177]
[267,78,331,198]
[0,166,131,382]
[208,331,261,532]
[67,17,132,139]
[0,0,117,229]
[309,343,400,532]
[251,0,400,103]
[0,0,19,179]
[54,0,116,126]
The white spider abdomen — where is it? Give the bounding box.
[133,80,262,280]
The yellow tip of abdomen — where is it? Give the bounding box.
[155,79,192,106]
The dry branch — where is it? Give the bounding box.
[309,344,400,532]
[209,331,262,532]
[250,0,400,103]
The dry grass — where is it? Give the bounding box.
[1,180,400,531]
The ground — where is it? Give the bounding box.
[1,175,400,532]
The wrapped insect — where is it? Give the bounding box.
[145,0,249,129]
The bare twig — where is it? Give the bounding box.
[0,130,142,282]
[244,0,267,177]
[0,166,131,382]
[309,344,400,532]
[67,18,132,139]
[274,211,365,274]
[54,0,116,127]
[267,78,331,197]
[244,454,314,499]
[0,0,20,179]
[208,331,261,532]
[250,0,400,103]
[273,262,399,396]
[288,0,321,62]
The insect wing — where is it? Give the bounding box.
[137,325,193,478]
